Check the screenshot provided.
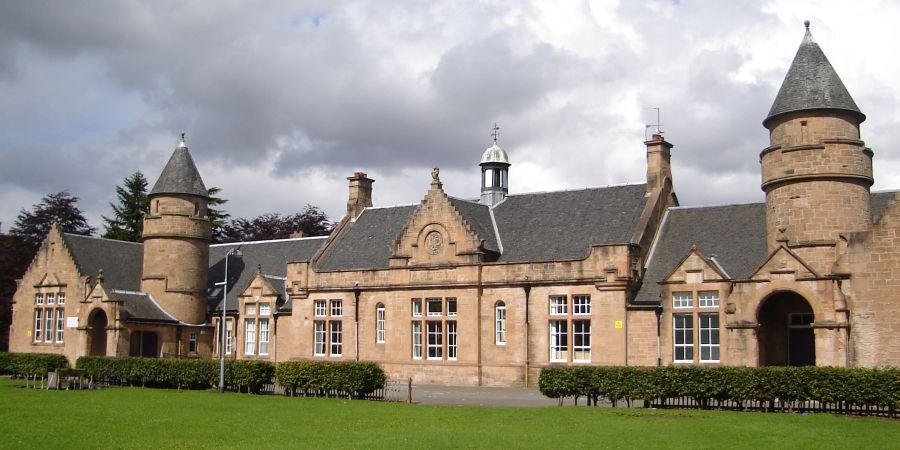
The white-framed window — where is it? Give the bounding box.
[426,321,443,359]
[259,303,271,316]
[44,310,53,343]
[314,300,327,317]
[674,314,694,362]
[376,304,386,344]
[573,295,591,315]
[330,321,343,356]
[447,321,457,360]
[259,319,270,355]
[245,319,256,355]
[57,292,65,305]
[35,293,44,305]
[411,321,423,359]
[573,320,590,362]
[33,309,42,342]
[495,301,506,345]
[225,319,234,355]
[46,293,55,305]
[549,295,567,315]
[673,292,693,309]
[245,303,257,316]
[189,332,198,353]
[426,298,442,317]
[330,299,343,317]
[550,320,568,362]
[411,298,422,317]
[699,313,719,362]
[699,291,719,308]
[55,308,64,343]
[314,321,326,356]
[447,298,457,316]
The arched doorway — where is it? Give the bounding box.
[88,309,109,356]
[757,291,815,366]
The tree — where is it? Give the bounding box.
[207,187,230,243]
[220,205,332,243]
[10,191,96,246]
[102,171,149,242]
[0,234,35,351]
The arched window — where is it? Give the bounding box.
[376,304,386,343]
[495,301,506,345]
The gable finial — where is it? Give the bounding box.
[804,19,810,30]
[177,131,187,148]
[491,123,501,144]
[431,166,441,185]
[97,268,105,284]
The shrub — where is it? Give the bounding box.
[0,352,70,377]
[275,361,385,398]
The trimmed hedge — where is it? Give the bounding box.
[539,366,900,413]
[76,356,274,392]
[275,361,386,398]
[0,352,70,377]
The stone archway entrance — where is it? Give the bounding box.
[88,309,108,356]
[757,291,815,366]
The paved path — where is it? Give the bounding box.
[410,384,560,407]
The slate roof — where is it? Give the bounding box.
[871,191,898,223]
[764,25,864,127]
[109,290,177,323]
[62,234,143,291]
[315,205,418,271]
[149,146,209,198]
[316,184,649,270]
[447,196,500,254]
[634,203,768,304]
[208,237,326,313]
[492,184,649,262]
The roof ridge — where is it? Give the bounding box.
[210,235,328,247]
[668,200,765,210]
[503,182,646,198]
[62,233,144,245]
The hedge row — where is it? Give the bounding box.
[275,361,386,398]
[0,352,70,377]
[76,356,274,392]
[539,366,900,412]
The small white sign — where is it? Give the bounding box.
[66,317,79,328]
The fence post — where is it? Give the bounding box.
[407,378,412,404]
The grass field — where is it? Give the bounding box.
[0,378,896,449]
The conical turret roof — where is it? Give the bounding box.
[149,134,208,198]
[764,21,864,127]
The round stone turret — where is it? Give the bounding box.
[141,133,211,325]
[761,23,873,262]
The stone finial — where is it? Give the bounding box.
[97,268,105,284]
[431,166,440,184]
[804,19,810,30]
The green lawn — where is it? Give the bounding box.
[0,378,896,449]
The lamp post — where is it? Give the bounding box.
[217,247,242,393]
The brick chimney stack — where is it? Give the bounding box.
[645,133,673,194]
[347,172,374,220]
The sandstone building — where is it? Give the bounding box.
[9,23,899,386]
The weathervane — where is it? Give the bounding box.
[491,123,501,144]
[644,107,663,140]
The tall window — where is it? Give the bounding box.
[550,320,568,362]
[376,304,386,343]
[447,321,457,360]
[674,314,694,363]
[44,310,53,343]
[245,319,256,355]
[330,321,343,356]
[314,298,343,357]
[33,291,65,345]
[411,322,423,359]
[223,319,234,355]
[259,319,270,355]
[699,313,719,362]
[189,333,198,354]
[55,308,64,343]
[495,301,506,345]
[572,320,591,362]
[314,321,326,356]
[548,295,591,363]
[33,310,42,343]
[427,322,443,359]
[673,292,693,308]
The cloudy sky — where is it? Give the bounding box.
[1,0,898,233]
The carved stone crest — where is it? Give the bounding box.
[425,231,443,255]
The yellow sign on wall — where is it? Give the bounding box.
[614,320,623,329]
[27,330,32,337]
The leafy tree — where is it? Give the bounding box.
[207,187,230,243]
[220,205,332,243]
[10,191,96,246]
[102,171,149,242]
[0,234,35,351]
